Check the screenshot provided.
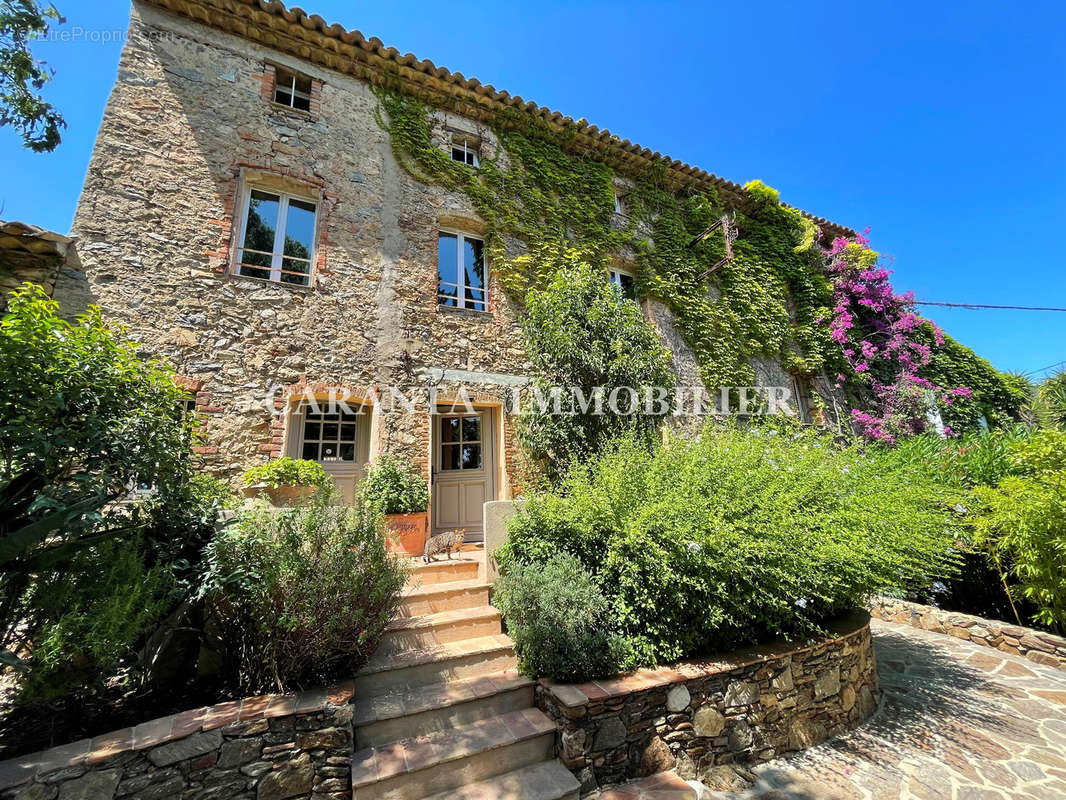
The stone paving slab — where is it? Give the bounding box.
[694,618,1066,800]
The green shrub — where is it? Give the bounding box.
[15,538,173,703]
[494,553,632,681]
[359,454,429,514]
[517,255,675,484]
[198,492,408,692]
[971,430,1066,634]
[497,422,958,671]
[874,425,1030,488]
[242,457,331,490]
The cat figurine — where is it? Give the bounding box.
[423,528,465,562]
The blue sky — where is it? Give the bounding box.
[2,0,1064,376]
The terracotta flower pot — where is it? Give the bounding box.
[242,483,316,507]
[385,512,428,556]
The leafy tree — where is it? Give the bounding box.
[0,0,65,152]
[0,284,191,666]
[517,254,675,483]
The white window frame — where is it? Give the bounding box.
[609,265,637,300]
[273,68,312,111]
[438,229,489,312]
[613,192,625,215]
[234,186,317,286]
[450,137,479,167]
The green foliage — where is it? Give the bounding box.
[14,537,171,703]
[242,456,331,490]
[374,90,836,395]
[971,430,1066,634]
[874,425,1030,489]
[199,493,408,692]
[1034,370,1066,430]
[0,284,196,682]
[497,424,957,672]
[0,0,65,151]
[493,552,632,681]
[915,324,1026,432]
[359,454,429,514]
[518,256,675,482]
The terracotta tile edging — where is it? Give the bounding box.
[868,595,1066,672]
[544,610,871,708]
[0,680,356,791]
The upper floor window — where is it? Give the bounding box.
[609,266,636,300]
[236,188,316,287]
[450,136,479,167]
[273,67,312,111]
[613,192,625,215]
[438,231,487,311]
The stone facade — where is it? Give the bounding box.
[0,221,72,311]
[62,0,844,513]
[0,684,354,800]
[868,595,1066,672]
[536,612,877,794]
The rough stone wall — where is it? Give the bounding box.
[536,613,877,793]
[68,2,529,485]
[0,251,62,311]
[0,685,354,800]
[869,596,1066,672]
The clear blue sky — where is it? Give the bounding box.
[2,0,1064,376]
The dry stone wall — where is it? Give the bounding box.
[868,596,1066,672]
[0,684,354,800]
[536,612,877,793]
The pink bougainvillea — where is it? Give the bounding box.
[823,230,970,442]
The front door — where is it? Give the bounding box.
[432,410,495,542]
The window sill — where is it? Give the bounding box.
[437,303,492,320]
[268,101,315,120]
[227,269,315,292]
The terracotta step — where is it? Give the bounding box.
[354,634,517,696]
[407,556,480,586]
[398,579,491,617]
[379,606,502,656]
[419,759,580,800]
[350,708,556,800]
[353,669,533,748]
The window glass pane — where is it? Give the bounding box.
[619,273,635,299]
[441,417,460,443]
[320,443,338,461]
[302,441,318,460]
[244,190,279,253]
[275,87,293,106]
[463,237,484,290]
[283,199,315,259]
[438,232,458,288]
[339,442,355,461]
[461,444,482,470]
[441,444,460,471]
[322,422,338,442]
[303,420,320,440]
[461,416,480,442]
[340,424,356,442]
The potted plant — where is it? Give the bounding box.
[359,454,430,555]
[242,457,331,506]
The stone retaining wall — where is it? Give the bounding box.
[0,683,355,800]
[536,611,877,793]
[868,596,1066,672]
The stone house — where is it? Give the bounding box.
[66,0,852,541]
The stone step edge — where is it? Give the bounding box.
[385,605,501,633]
[350,707,554,789]
[408,557,481,574]
[400,578,491,599]
[357,634,515,677]
[352,669,533,727]
[418,758,581,800]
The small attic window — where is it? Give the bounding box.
[613,193,625,215]
[450,136,479,167]
[273,67,312,112]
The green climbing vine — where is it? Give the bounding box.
[373,87,1021,433]
[374,88,836,390]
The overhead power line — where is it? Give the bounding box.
[914,300,1066,312]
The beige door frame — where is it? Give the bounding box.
[430,407,497,541]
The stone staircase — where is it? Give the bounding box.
[351,552,580,800]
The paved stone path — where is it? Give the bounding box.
[592,619,1066,800]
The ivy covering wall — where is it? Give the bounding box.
[374,87,1021,436]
